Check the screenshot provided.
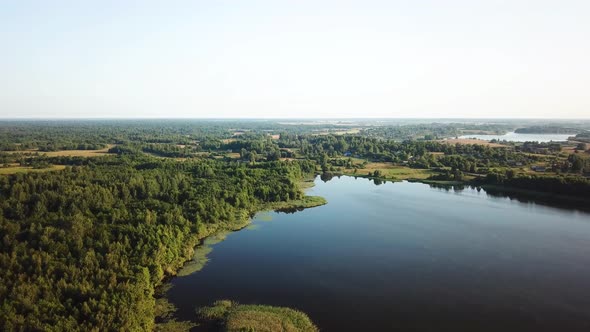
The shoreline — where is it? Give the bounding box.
[163,178,325,274]
[479,184,590,208]
[155,173,589,330]
[338,173,590,209]
[156,176,326,328]
[336,172,464,186]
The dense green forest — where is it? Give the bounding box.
[0,153,316,330]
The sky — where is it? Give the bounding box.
[1,0,589,119]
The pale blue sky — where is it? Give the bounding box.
[1,0,589,118]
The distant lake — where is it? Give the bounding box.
[459,132,573,142]
[167,176,590,332]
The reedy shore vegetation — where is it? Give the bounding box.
[197,300,319,332]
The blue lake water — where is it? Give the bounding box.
[458,132,574,142]
[167,176,590,331]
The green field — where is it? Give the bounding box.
[5,145,114,157]
[338,161,437,180]
[0,165,66,175]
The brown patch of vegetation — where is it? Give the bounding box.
[562,146,590,156]
[7,145,115,157]
[311,128,361,136]
[460,130,500,135]
[225,152,241,159]
[439,139,505,147]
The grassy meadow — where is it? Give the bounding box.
[338,160,437,181]
[5,145,114,157]
[0,165,66,175]
[197,300,319,332]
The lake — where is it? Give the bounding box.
[458,132,574,142]
[166,176,590,332]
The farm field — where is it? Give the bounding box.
[339,161,437,180]
[439,138,505,147]
[5,145,114,157]
[0,165,66,175]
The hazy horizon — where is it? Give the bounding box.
[1,117,589,122]
[2,1,589,119]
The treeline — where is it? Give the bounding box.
[575,132,590,144]
[141,143,196,158]
[108,143,196,159]
[360,123,460,140]
[279,135,539,167]
[515,126,578,134]
[1,153,107,168]
[477,170,590,197]
[288,134,590,196]
[0,156,316,331]
[203,136,283,160]
[359,123,512,140]
[0,142,107,152]
[0,120,249,153]
[281,134,588,176]
[0,120,356,153]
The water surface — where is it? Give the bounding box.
[459,132,573,142]
[167,176,590,332]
